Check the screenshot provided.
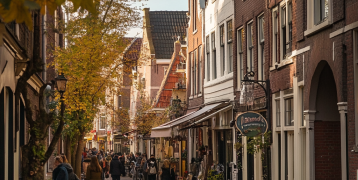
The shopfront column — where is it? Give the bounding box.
[304,110,316,180]
[338,102,347,180]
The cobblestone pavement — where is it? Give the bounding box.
[105,175,134,180]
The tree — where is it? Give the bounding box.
[51,0,140,176]
[0,0,95,29]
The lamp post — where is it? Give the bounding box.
[55,73,67,129]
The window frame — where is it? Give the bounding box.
[247,21,254,73]
[257,14,265,81]
[272,8,278,66]
[198,46,202,94]
[206,35,211,82]
[220,24,225,76]
[237,28,244,89]
[211,32,217,79]
[227,20,233,73]
[100,114,106,129]
[284,97,294,126]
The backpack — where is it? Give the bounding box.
[148,161,156,174]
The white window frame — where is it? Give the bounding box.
[211,31,217,80]
[279,1,293,61]
[100,114,106,130]
[227,19,233,74]
[198,45,202,94]
[247,21,254,73]
[257,13,265,81]
[194,50,197,95]
[237,27,244,90]
[272,7,278,70]
[206,35,211,82]
[191,52,194,96]
[305,0,332,36]
[220,24,226,76]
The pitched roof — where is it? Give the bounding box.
[148,11,188,59]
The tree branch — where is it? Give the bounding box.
[42,100,65,163]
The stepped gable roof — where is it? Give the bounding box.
[148,11,188,59]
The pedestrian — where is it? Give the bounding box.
[85,156,102,180]
[60,155,80,180]
[135,153,142,166]
[110,153,125,180]
[147,155,158,180]
[53,156,69,180]
[141,155,148,180]
[160,159,175,180]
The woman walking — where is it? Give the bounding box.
[160,160,174,180]
[85,156,102,180]
[53,156,68,180]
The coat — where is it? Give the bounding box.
[53,164,69,180]
[85,167,102,180]
[147,158,158,175]
[110,156,125,176]
[63,163,79,180]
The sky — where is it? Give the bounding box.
[126,0,188,37]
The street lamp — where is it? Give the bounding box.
[55,73,67,99]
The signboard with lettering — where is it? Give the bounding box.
[235,112,268,137]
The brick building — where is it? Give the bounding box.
[0,8,63,179]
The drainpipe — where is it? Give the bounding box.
[42,8,47,82]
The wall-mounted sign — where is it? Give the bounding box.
[235,112,268,137]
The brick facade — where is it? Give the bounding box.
[187,0,204,110]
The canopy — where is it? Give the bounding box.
[151,103,225,137]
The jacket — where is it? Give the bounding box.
[110,156,125,176]
[53,164,69,180]
[85,167,102,180]
[161,167,171,180]
[62,163,79,180]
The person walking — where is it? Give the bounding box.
[160,159,175,180]
[141,155,148,180]
[61,155,79,180]
[147,155,158,180]
[110,154,125,180]
[85,156,102,180]
[53,156,69,180]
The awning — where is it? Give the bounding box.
[151,103,226,137]
[186,105,232,127]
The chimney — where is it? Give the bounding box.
[174,36,181,54]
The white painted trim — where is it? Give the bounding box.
[330,21,358,38]
[156,59,171,64]
[288,46,310,58]
[338,102,348,180]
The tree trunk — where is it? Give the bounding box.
[65,135,72,164]
[21,144,45,180]
[75,131,86,177]
[71,134,79,170]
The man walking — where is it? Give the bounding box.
[147,155,158,180]
[110,153,125,180]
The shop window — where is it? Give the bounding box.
[257,15,265,81]
[220,24,225,76]
[285,98,294,126]
[227,20,233,73]
[247,22,254,72]
[206,36,211,81]
[237,28,244,88]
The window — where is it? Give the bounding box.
[194,50,197,95]
[247,22,254,72]
[314,0,329,25]
[285,98,294,126]
[227,20,233,73]
[191,52,194,96]
[118,95,122,108]
[100,114,106,129]
[276,100,281,127]
[206,36,211,81]
[257,15,265,81]
[211,32,217,79]
[280,2,293,60]
[237,28,244,87]
[272,9,278,64]
[220,25,225,75]
[193,0,197,31]
[278,133,281,180]
[281,5,287,59]
[198,46,202,93]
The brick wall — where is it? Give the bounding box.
[314,121,341,180]
[187,0,204,109]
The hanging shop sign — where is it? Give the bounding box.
[235,112,268,137]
